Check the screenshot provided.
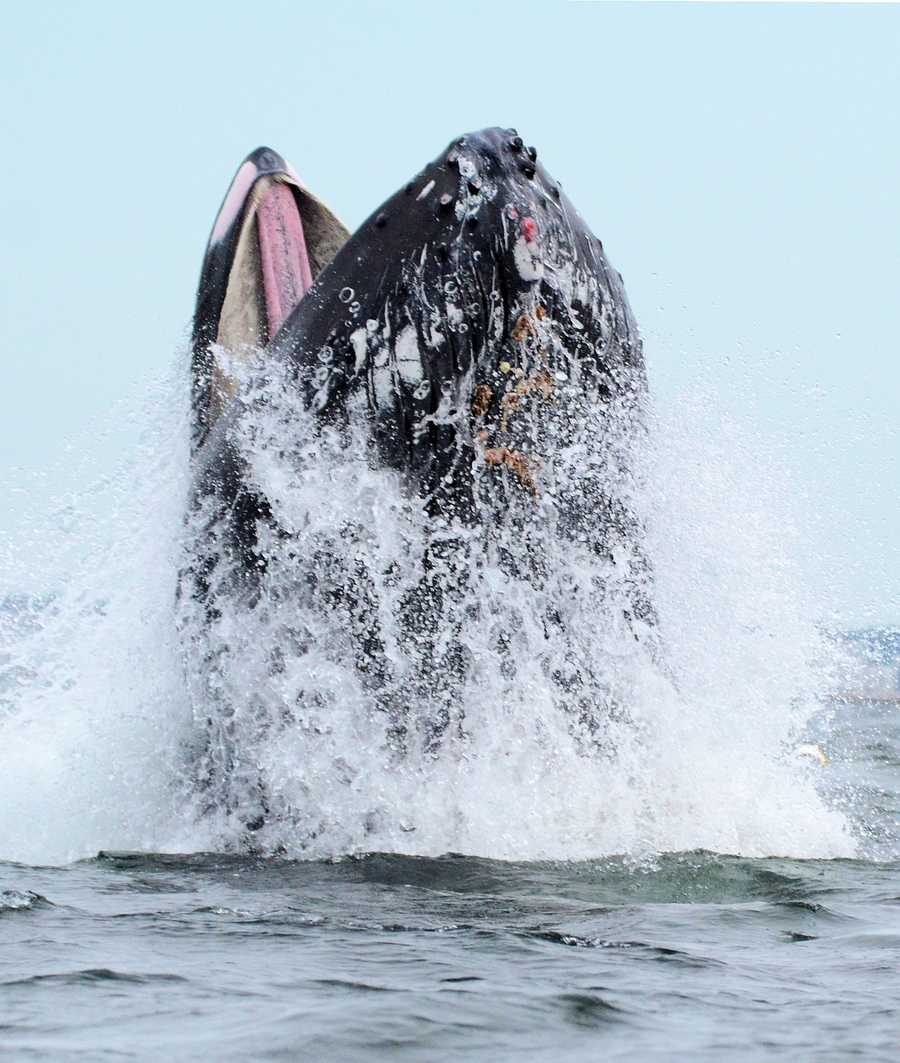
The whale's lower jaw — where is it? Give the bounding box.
[191,147,349,449]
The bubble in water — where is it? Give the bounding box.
[339,287,354,304]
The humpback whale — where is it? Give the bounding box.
[181,128,654,832]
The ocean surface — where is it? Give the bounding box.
[2,373,898,1059]
[1,698,898,1062]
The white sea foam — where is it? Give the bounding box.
[0,357,856,865]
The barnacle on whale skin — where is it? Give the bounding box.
[483,446,541,495]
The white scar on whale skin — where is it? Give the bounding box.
[416,179,436,201]
[371,347,393,407]
[514,233,545,281]
[350,328,368,373]
[395,325,424,385]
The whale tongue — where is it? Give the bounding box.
[256,181,314,337]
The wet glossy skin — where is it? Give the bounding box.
[269,127,645,510]
[192,128,646,533]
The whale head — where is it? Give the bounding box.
[192,128,646,523]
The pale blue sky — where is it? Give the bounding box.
[2,1,898,624]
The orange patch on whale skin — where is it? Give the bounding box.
[511,303,547,342]
[483,447,540,495]
[500,369,556,430]
[471,384,493,418]
[511,314,536,343]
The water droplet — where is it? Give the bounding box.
[444,280,458,296]
[317,346,334,364]
[414,381,431,399]
[350,302,361,315]
[366,318,379,333]
[339,287,354,304]
[314,366,330,385]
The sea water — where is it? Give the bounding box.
[0,358,896,1060]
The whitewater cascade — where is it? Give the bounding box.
[0,359,855,865]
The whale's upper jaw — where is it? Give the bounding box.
[264,128,643,505]
[191,146,349,447]
[271,124,641,380]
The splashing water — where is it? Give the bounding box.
[0,355,856,865]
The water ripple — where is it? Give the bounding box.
[0,890,52,914]
[2,968,188,987]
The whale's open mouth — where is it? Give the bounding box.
[192,147,349,441]
[191,129,646,510]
